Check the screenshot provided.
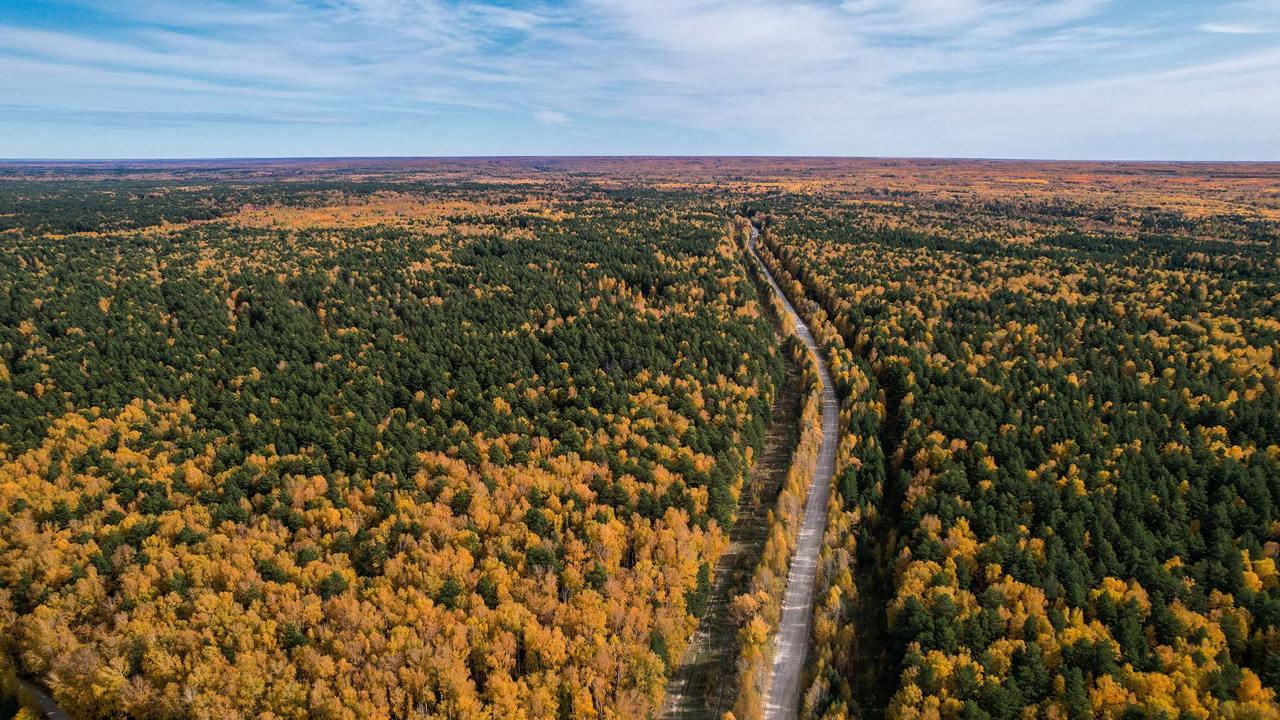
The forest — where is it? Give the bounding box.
[0,165,789,719]
[761,185,1280,719]
[1,157,1279,720]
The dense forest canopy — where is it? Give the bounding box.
[0,167,786,719]
[1,157,1279,720]
[770,189,1280,719]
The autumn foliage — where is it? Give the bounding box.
[3,157,1279,719]
[0,175,785,719]
[773,192,1280,719]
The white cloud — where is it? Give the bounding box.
[534,109,569,125]
[0,0,1275,158]
[1201,22,1270,34]
[1199,1,1278,36]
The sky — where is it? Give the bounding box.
[0,0,1277,159]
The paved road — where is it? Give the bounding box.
[748,226,840,720]
[5,673,71,720]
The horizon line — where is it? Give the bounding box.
[2,154,1279,165]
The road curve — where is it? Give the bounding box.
[748,226,840,720]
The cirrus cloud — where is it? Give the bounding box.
[0,0,1275,158]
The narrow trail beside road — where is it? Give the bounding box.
[748,226,841,720]
[659,221,840,720]
[658,367,801,720]
[658,219,808,720]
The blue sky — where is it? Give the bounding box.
[0,0,1277,159]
